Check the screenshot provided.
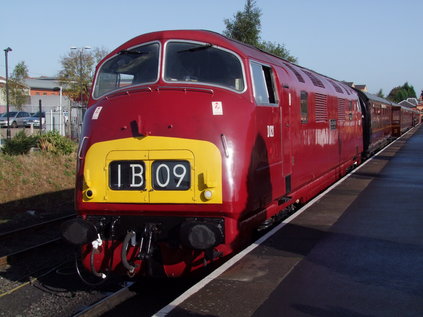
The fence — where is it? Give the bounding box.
[1,106,85,142]
[43,107,85,140]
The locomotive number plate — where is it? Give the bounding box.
[109,160,146,190]
[152,160,190,190]
[109,160,190,191]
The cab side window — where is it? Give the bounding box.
[250,61,278,106]
[300,91,308,123]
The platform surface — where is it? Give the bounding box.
[160,126,423,317]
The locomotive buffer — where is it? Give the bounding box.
[155,126,423,316]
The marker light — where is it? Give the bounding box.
[204,189,213,200]
[85,189,94,200]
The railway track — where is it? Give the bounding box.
[0,212,204,316]
[0,214,74,240]
[72,276,206,317]
[0,213,76,302]
[74,282,136,317]
[0,214,75,269]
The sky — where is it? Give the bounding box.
[1,0,422,96]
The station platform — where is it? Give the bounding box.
[156,125,423,317]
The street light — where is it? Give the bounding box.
[70,46,91,107]
[4,47,12,139]
[70,46,91,51]
[53,86,63,135]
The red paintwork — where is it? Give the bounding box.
[370,99,393,152]
[400,106,414,133]
[357,91,419,156]
[392,105,402,137]
[74,30,372,278]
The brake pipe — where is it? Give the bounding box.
[121,231,137,274]
[90,234,107,279]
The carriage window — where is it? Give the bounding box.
[250,62,278,106]
[300,91,308,123]
[93,42,160,98]
[164,42,245,91]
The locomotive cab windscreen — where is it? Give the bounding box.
[93,40,246,99]
[93,42,160,98]
[163,41,245,92]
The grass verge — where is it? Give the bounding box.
[0,152,76,230]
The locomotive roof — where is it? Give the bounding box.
[100,30,355,97]
[109,29,281,62]
[104,29,312,70]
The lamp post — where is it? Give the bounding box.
[4,47,12,139]
[53,86,63,135]
[70,46,91,107]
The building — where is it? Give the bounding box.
[354,84,368,92]
[0,77,71,114]
[417,100,423,123]
[399,98,417,108]
[343,82,368,92]
[23,77,71,114]
[25,77,62,96]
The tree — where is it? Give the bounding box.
[387,82,416,103]
[58,47,108,105]
[224,0,261,47]
[1,61,30,110]
[258,41,297,63]
[376,89,385,98]
[223,0,297,62]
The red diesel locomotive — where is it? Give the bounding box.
[62,30,415,280]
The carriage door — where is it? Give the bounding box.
[250,61,284,203]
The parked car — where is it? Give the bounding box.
[0,111,31,128]
[24,111,46,128]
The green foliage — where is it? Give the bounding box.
[223,0,297,62]
[376,89,385,98]
[12,61,29,79]
[1,130,76,156]
[258,41,298,63]
[387,82,417,103]
[1,61,30,111]
[37,131,76,155]
[2,131,37,155]
[58,47,108,105]
[224,0,262,46]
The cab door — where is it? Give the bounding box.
[250,61,284,206]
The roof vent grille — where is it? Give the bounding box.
[303,70,325,88]
[315,93,328,122]
[329,80,344,94]
[283,63,305,83]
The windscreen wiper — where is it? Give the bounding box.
[178,43,213,53]
[118,49,147,56]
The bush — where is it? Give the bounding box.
[1,130,76,156]
[2,131,37,155]
[37,131,76,155]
